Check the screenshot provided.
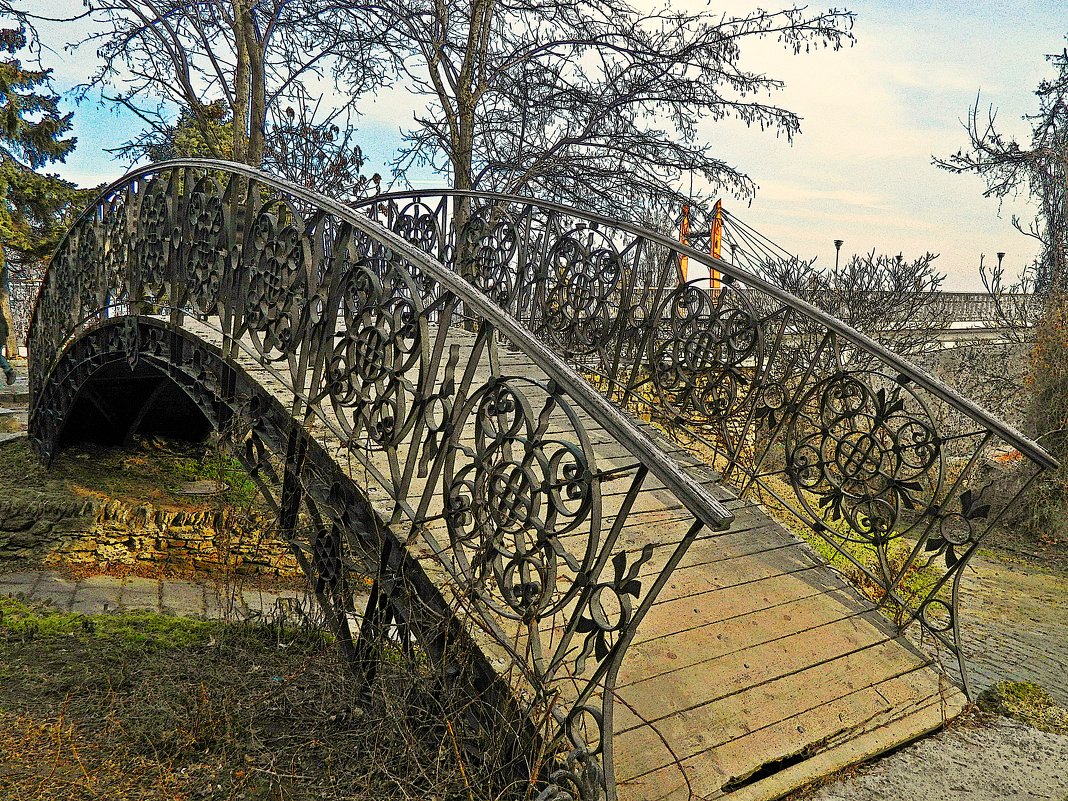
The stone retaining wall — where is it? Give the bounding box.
[0,494,301,579]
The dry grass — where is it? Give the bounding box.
[0,595,517,801]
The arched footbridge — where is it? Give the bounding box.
[28,162,1056,801]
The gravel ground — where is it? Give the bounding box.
[806,716,1068,801]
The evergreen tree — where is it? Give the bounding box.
[0,20,77,357]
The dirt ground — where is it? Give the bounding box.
[803,715,1068,801]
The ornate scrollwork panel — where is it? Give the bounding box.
[458,203,520,308]
[318,243,427,450]
[183,175,228,315]
[649,281,764,425]
[240,198,310,360]
[784,371,942,545]
[539,227,626,356]
[134,175,175,303]
[442,377,600,624]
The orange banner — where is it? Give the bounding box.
[710,200,723,292]
[679,203,690,282]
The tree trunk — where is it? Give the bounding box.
[231,0,251,163]
[247,33,267,167]
[230,0,267,167]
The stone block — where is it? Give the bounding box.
[160,580,205,616]
[119,576,160,611]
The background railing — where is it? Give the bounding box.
[27,161,735,801]
[355,190,1058,696]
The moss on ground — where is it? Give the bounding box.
[0,594,217,648]
[977,680,1068,736]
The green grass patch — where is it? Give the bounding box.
[0,594,217,647]
[0,600,504,801]
[0,436,266,513]
[170,448,261,507]
[978,680,1068,735]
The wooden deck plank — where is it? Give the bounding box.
[613,642,946,785]
[617,684,955,801]
[617,608,892,699]
[183,317,966,801]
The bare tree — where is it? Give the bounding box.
[934,43,1068,294]
[361,1,854,217]
[264,89,379,199]
[758,250,951,359]
[71,0,385,168]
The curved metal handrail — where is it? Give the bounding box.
[27,160,732,533]
[355,188,1056,471]
[346,186,1058,703]
[27,159,750,801]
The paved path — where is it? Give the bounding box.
[0,568,316,621]
[805,716,1068,801]
[0,366,29,405]
[959,557,1068,706]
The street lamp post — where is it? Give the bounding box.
[834,239,843,271]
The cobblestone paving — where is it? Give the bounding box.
[958,555,1068,706]
[0,568,318,622]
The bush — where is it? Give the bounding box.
[1023,293,1068,547]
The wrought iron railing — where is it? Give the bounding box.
[27,163,1057,797]
[26,160,735,801]
[354,190,1058,695]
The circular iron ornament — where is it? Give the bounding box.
[920,597,954,633]
[540,227,625,355]
[458,203,520,307]
[391,200,442,255]
[322,252,426,449]
[242,198,310,358]
[649,281,763,424]
[565,705,605,757]
[785,371,942,544]
[442,377,599,621]
[184,176,226,314]
[135,176,173,301]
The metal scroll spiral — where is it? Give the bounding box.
[458,204,520,308]
[785,372,942,545]
[242,199,310,359]
[390,200,442,256]
[443,378,599,622]
[321,252,425,449]
[540,228,625,356]
[388,200,445,306]
[649,282,763,425]
[184,176,226,315]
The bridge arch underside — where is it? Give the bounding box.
[52,357,212,449]
[28,316,538,792]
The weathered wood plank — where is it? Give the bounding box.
[187,317,967,801]
[613,642,945,784]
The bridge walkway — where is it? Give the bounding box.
[186,316,964,801]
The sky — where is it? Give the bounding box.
[24,0,1068,289]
